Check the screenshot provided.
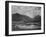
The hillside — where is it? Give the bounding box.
[12,13,34,23]
[12,13,41,23]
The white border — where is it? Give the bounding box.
[9,3,44,35]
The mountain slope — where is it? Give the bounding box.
[12,13,41,23]
[12,13,33,23]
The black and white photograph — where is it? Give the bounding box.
[12,5,41,31]
[5,1,45,36]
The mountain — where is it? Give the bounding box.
[12,13,33,23]
[34,15,41,22]
[12,13,41,23]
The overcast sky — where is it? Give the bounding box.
[11,5,41,18]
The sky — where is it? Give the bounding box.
[11,5,41,18]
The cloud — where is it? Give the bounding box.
[12,5,41,18]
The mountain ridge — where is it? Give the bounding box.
[12,13,41,23]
